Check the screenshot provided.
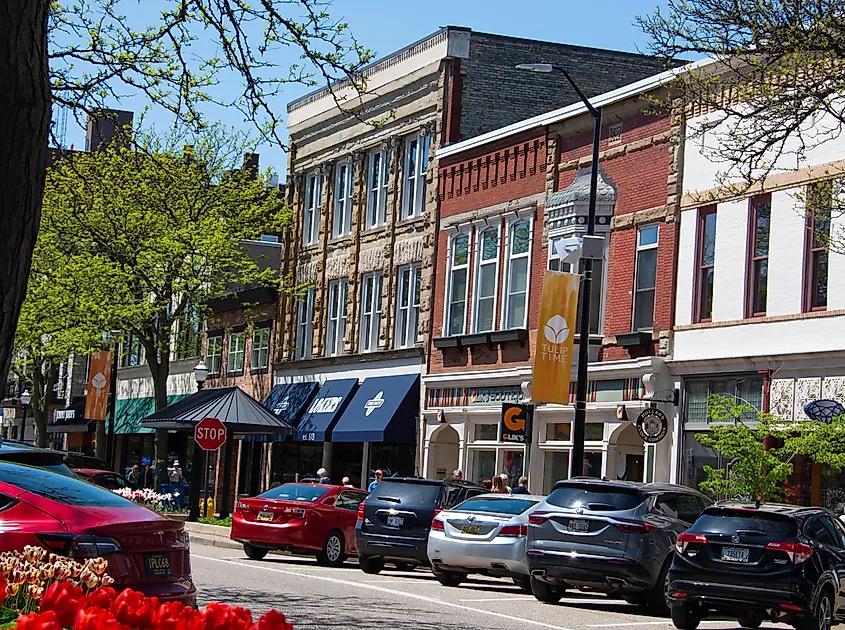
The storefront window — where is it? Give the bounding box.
[470,450,496,485]
[585,423,604,441]
[369,444,416,480]
[686,376,763,424]
[502,450,524,489]
[474,424,498,441]
[271,443,323,485]
[543,451,569,493]
[582,451,603,478]
[683,430,721,493]
[545,423,571,442]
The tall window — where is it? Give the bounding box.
[206,336,222,376]
[633,225,659,330]
[326,280,348,356]
[695,207,717,322]
[576,254,605,335]
[332,161,354,238]
[295,289,314,360]
[396,265,421,348]
[121,334,144,367]
[473,226,500,332]
[747,195,771,317]
[302,171,322,246]
[805,181,832,311]
[366,149,389,229]
[251,327,270,371]
[227,332,245,375]
[360,273,382,352]
[505,220,531,329]
[402,132,430,219]
[446,234,470,336]
[548,235,572,272]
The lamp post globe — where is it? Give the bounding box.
[19,390,31,442]
[194,360,209,391]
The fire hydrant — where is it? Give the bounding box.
[204,497,214,518]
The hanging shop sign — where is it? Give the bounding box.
[636,407,668,443]
[84,350,113,421]
[500,403,533,444]
[532,271,580,405]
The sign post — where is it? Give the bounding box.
[189,418,227,522]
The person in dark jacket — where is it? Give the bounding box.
[511,476,530,495]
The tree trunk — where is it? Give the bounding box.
[30,356,56,448]
[144,338,171,487]
[0,1,51,387]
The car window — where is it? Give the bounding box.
[94,474,127,490]
[655,493,680,519]
[807,516,838,547]
[442,487,466,509]
[830,516,845,548]
[257,484,330,502]
[547,483,645,511]
[370,481,441,505]
[678,494,704,524]
[452,497,538,515]
[335,491,366,511]
[692,509,798,538]
[0,463,133,508]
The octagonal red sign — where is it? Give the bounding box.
[195,417,227,451]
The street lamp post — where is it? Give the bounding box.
[19,390,31,443]
[189,360,209,522]
[516,63,603,479]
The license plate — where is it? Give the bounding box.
[721,546,750,563]
[461,524,481,535]
[257,511,274,522]
[144,553,171,577]
[568,519,589,533]
[386,516,404,528]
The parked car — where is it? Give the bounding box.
[73,468,136,490]
[0,460,195,605]
[526,478,712,611]
[62,452,109,470]
[0,439,74,476]
[668,503,845,630]
[355,477,486,574]
[232,483,367,567]
[428,493,543,590]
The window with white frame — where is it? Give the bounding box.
[326,280,348,356]
[360,273,382,352]
[402,132,430,219]
[366,148,389,229]
[395,264,421,348]
[446,233,470,335]
[473,226,500,332]
[505,219,532,329]
[206,335,222,376]
[548,235,572,272]
[302,171,322,246]
[227,331,245,374]
[633,225,659,331]
[251,327,270,371]
[295,289,315,360]
[332,161,354,238]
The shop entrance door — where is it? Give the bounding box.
[431,425,459,479]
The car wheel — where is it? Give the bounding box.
[647,558,673,616]
[316,531,346,568]
[513,576,532,594]
[670,604,701,630]
[358,555,384,575]
[797,589,833,630]
[393,562,415,572]
[243,543,268,561]
[738,615,762,629]
[530,576,564,604]
[434,569,465,587]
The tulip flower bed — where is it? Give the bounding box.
[0,547,293,630]
[111,487,181,513]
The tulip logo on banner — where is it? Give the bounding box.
[533,270,580,405]
[84,350,113,421]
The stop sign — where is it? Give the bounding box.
[195,417,227,451]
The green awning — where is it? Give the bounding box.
[115,394,190,434]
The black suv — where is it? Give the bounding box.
[527,479,712,612]
[355,477,485,574]
[668,503,845,630]
[0,439,74,476]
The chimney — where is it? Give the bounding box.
[85,109,134,152]
[243,153,259,174]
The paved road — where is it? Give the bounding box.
[191,543,779,630]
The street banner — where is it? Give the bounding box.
[500,403,533,443]
[532,270,580,405]
[84,350,113,421]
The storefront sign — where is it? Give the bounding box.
[636,408,668,443]
[533,271,579,405]
[426,387,524,408]
[500,403,533,444]
[84,350,113,421]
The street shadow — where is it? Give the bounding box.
[251,556,361,570]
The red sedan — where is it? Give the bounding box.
[232,483,367,567]
[0,461,195,606]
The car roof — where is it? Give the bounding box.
[72,468,119,476]
[466,493,546,501]
[558,477,705,495]
[0,440,59,455]
[709,501,826,518]
[380,476,484,489]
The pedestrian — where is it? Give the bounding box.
[270,481,282,489]
[127,464,140,485]
[512,476,529,495]
[480,479,492,490]
[368,469,383,493]
[143,464,154,489]
[170,461,184,483]
[317,467,332,485]
[491,476,507,493]
[499,473,512,493]
[452,469,463,480]
[342,476,354,488]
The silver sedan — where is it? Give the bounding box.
[427,493,544,592]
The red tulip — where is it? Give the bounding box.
[87,586,118,610]
[253,610,295,630]
[16,611,62,630]
[40,581,88,627]
[75,607,129,630]
[110,588,159,628]
[203,601,253,630]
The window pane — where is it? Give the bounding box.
[449,269,467,335]
[582,452,603,478]
[702,213,717,266]
[510,256,528,292]
[754,203,771,256]
[507,294,526,329]
[474,424,498,440]
[481,230,499,260]
[813,251,829,308]
[752,259,768,314]
[512,221,530,255]
[700,267,715,320]
[634,289,655,330]
[543,451,570,494]
[686,381,709,424]
[479,264,496,298]
[636,249,657,290]
[639,225,659,247]
[471,451,496,485]
[545,422,571,441]
[585,423,604,441]
[454,235,469,266]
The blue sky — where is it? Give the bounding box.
[62,0,669,177]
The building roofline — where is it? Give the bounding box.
[437,57,713,159]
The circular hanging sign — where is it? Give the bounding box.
[636,408,668,444]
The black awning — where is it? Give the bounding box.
[295,378,359,442]
[49,398,94,433]
[244,382,320,443]
[330,374,419,444]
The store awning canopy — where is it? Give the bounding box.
[244,382,320,443]
[115,394,189,434]
[49,398,95,433]
[330,374,419,444]
[295,378,359,443]
[140,386,293,435]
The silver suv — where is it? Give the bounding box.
[526,479,712,613]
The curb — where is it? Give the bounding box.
[188,534,241,551]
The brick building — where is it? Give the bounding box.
[267,26,671,489]
[422,68,686,493]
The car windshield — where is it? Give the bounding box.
[257,484,330,502]
[0,463,134,508]
[370,480,441,505]
[547,483,645,511]
[691,509,799,538]
[452,497,537,515]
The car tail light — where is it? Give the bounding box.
[357,502,366,522]
[528,512,550,525]
[431,518,444,531]
[37,534,122,558]
[676,532,708,553]
[614,519,657,534]
[499,524,527,538]
[236,501,249,511]
[433,508,443,519]
[781,603,803,612]
[669,591,688,599]
[766,541,813,563]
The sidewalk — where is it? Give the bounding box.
[185,521,240,550]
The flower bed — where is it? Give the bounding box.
[111,487,181,513]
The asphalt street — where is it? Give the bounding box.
[191,542,785,630]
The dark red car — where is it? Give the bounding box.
[232,483,367,567]
[73,468,136,490]
[0,461,195,606]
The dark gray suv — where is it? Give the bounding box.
[526,479,712,612]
